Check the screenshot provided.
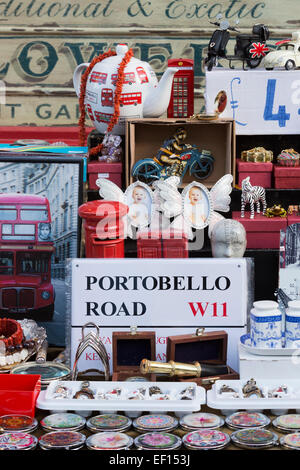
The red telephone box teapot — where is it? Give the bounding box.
[73,44,178,136]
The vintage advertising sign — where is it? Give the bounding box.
[68,258,249,373]
[205,68,300,135]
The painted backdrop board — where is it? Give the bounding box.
[67,257,250,374]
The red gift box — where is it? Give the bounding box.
[0,374,41,417]
[137,229,188,258]
[232,211,287,249]
[274,165,300,189]
[237,159,273,188]
[287,214,300,226]
[88,162,123,190]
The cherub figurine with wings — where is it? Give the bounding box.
[153,174,233,239]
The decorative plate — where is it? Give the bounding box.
[86,432,133,450]
[0,432,38,450]
[39,431,86,450]
[182,429,230,450]
[87,414,131,433]
[231,428,277,447]
[180,412,224,430]
[226,411,270,430]
[134,432,182,450]
[240,333,296,356]
[40,413,86,431]
[133,414,178,432]
[280,433,300,450]
[0,415,38,433]
[273,414,300,432]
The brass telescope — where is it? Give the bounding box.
[140,359,229,378]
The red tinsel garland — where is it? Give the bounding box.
[78,48,134,158]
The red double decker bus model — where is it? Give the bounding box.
[101,88,114,107]
[0,194,55,321]
[89,71,107,84]
[119,92,142,106]
[136,67,149,84]
[94,111,113,123]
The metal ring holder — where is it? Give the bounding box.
[72,322,110,381]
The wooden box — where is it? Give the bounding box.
[125,118,236,188]
[166,329,239,388]
[112,330,156,381]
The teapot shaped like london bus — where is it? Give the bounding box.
[73,44,178,135]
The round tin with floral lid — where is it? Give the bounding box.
[182,429,230,450]
[0,415,38,433]
[40,413,86,432]
[39,431,86,450]
[133,414,178,432]
[134,432,182,450]
[273,414,300,433]
[180,413,224,432]
[0,432,38,450]
[86,432,133,450]
[231,428,278,449]
[86,414,132,433]
[280,433,300,450]
[225,411,270,430]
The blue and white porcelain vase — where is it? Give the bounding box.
[285,300,300,348]
[250,300,282,348]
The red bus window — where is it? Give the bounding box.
[20,208,48,221]
[17,253,49,275]
[0,207,17,220]
[0,252,14,275]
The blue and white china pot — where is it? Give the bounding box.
[285,300,300,348]
[250,300,282,349]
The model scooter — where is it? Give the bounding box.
[205,16,269,71]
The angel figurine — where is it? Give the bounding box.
[153,174,233,239]
[96,178,155,238]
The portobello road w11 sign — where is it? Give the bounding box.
[68,258,249,372]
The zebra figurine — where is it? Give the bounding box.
[241,177,267,219]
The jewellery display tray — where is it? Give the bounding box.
[37,381,206,417]
[207,379,300,411]
[240,334,298,356]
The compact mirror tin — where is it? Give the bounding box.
[86,432,133,450]
[182,429,230,450]
[0,415,38,433]
[39,431,86,450]
[0,432,38,450]
[86,414,132,433]
[180,412,224,431]
[280,433,300,450]
[225,411,270,430]
[133,414,178,432]
[273,414,300,433]
[11,362,71,388]
[231,428,278,449]
[40,413,86,432]
[134,432,182,450]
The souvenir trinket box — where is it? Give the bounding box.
[274,165,300,189]
[277,149,300,167]
[86,432,133,451]
[134,432,182,450]
[241,147,273,163]
[40,413,86,432]
[86,414,132,433]
[0,415,38,433]
[280,433,300,450]
[225,411,270,430]
[0,432,38,450]
[236,160,273,189]
[182,429,230,450]
[112,330,156,381]
[230,428,278,450]
[179,412,224,431]
[273,414,300,433]
[39,431,86,450]
[166,329,239,388]
[132,414,178,433]
[88,162,123,190]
